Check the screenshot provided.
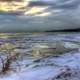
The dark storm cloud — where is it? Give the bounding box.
[28,0,80,9]
[52,0,80,9]
[28,1,48,6]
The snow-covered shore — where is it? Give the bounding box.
[0,33,80,80]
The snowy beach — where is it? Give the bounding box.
[0,33,80,80]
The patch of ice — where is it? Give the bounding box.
[64,42,80,49]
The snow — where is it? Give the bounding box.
[0,54,79,80]
[1,52,80,80]
[0,33,80,80]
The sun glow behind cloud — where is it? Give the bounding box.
[0,1,28,11]
[0,1,51,17]
[24,6,51,16]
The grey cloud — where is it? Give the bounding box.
[28,0,80,9]
[53,0,80,9]
[28,1,48,6]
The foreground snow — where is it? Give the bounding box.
[0,51,80,80]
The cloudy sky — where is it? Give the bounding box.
[0,0,80,32]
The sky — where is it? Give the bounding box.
[0,0,80,32]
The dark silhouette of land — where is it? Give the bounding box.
[46,28,80,32]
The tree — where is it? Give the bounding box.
[0,42,20,74]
